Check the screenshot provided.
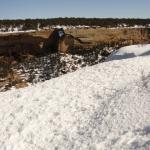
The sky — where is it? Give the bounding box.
[0,0,150,19]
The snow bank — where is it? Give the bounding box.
[106,44,150,61]
[0,45,150,150]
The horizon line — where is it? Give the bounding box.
[0,17,150,20]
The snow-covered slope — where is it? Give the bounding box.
[0,45,150,150]
[106,44,150,61]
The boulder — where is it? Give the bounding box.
[43,28,74,54]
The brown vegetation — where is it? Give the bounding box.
[66,28,149,45]
[0,27,149,90]
[0,28,149,61]
[0,68,28,91]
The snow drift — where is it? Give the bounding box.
[0,45,150,150]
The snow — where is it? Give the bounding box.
[0,30,36,35]
[0,45,150,150]
[1,24,148,34]
[106,44,150,61]
[51,25,90,30]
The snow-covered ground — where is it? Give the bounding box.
[0,45,150,150]
[0,30,36,35]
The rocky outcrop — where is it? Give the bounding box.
[43,28,92,54]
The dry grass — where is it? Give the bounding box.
[0,69,28,91]
[65,28,148,45]
[29,28,148,47]
[0,28,148,55]
[15,82,28,89]
[0,28,148,46]
[28,29,53,38]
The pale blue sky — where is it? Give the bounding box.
[0,0,149,19]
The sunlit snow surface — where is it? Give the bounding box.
[0,45,150,150]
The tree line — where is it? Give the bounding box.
[0,18,150,30]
